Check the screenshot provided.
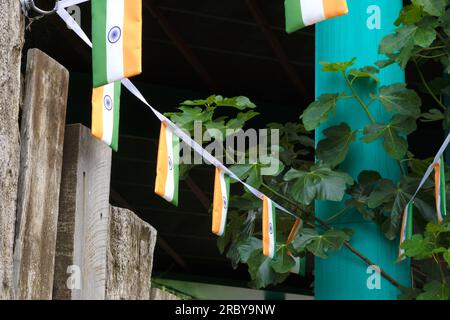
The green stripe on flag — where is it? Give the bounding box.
[440,156,446,218]
[92,0,108,87]
[285,0,305,34]
[111,81,121,152]
[406,203,413,240]
[271,201,277,259]
[171,134,180,207]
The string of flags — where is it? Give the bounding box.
[56,0,446,264]
[56,0,301,261]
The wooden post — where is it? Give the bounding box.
[150,288,179,300]
[53,124,112,300]
[0,0,24,300]
[13,49,69,300]
[106,206,157,300]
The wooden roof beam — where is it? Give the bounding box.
[245,0,310,100]
[144,0,219,92]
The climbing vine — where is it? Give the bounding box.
[166,1,450,299]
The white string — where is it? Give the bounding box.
[56,8,298,219]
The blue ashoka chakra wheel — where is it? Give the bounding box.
[103,95,113,111]
[222,196,227,210]
[108,26,122,44]
[269,222,273,235]
[168,156,173,171]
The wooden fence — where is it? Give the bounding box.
[0,47,173,300]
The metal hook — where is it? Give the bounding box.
[20,0,59,18]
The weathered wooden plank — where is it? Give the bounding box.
[106,206,157,300]
[150,288,179,300]
[53,124,112,300]
[0,0,24,300]
[13,49,69,300]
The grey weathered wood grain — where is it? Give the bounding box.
[150,288,179,300]
[13,49,69,300]
[106,206,157,300]
[53,124,112,300]
[0,0,24,300]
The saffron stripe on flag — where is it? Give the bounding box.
[263,196,277,259]
[91,81,121,151]
[212,167,230,236]
[434,156,446,224]
[155,122,179,206]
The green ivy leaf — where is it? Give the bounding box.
[346,170,382,220]
[301,94,339,131]
[270,245,296,273]
[379,25,417,55]
[372,84,421,117]
[413,0,447,17]
[401,234,434,259]
[444,250,450,266]
[348,66,380,83]
[421,109,445,122]
[305,229,352,259]
[317,123,357,167]
[416,280,450,300]
[217,96,257,110]
[284,165,353,205]
[237,237,263,263]
[291,228,319,253]
[247,250,289,289]
[362,115,417,160]
[320,57,356,72]
[395,4,424,25]
[414,25,437,47]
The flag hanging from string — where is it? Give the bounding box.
[286,219,305,276]
[91,0,142,87]
[263,196,277,259]
[155,122,180,206]
[212,168,230,236]
[434,156,446,224]
[399,201,414,259]
[285,0,348,34]
[91,81,121,151]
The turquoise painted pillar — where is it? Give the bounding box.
[315,0,411,299]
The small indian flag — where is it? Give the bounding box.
[286,219,305,275]
[434,156,446,224]
[92,0,142,87]
[212,167,230,236]
[399,201,414,259]
[262,196,277,259]
[155,122,179,206]
[91,81,121,151]
[285,0,348,34]
[287,219,303,245]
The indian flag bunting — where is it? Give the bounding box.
[285,0,348,34]
[263,196,277,259]
[286,219,305,276]
[399,201,414,259]
[212,168,230,236]
[92,0,142,87]
[434,156,446,224]
[91,81,121,151]
[155,122,180,206]
[287,219,303,245]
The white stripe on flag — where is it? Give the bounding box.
[164,126,175,202]
[106,0,125,83]
[218,170,228,236]
[300,0,326,26]
[102,82,115,146]
[268,200,275,258]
